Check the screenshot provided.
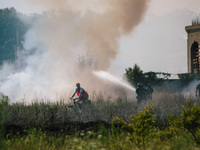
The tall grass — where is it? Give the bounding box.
[0,96,10,149]
[1,92,200,149]
[1,92,196,131]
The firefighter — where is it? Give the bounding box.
[136,83,146,104]
[196,81,200,97]
[146,83,154,100]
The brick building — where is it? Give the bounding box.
[185,24,200,73]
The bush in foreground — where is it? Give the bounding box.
[1,94,200,149]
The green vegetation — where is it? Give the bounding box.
[0,96,10,148]
[0,8,28,64]
[178,73,197,85]
[124,64,198,92]
[1,6,200,150]
[124,64,171,87]
[1,93,200,149]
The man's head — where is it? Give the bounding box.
[137,83,142,87]
[76,83,80,88]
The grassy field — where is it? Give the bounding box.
[1,92,200,149]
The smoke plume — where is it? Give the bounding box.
[0,0,150,102]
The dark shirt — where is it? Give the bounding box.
[146,86,154,95]
[136,87,146,97]
[196,84,200,96]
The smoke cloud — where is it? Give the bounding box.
[0,0,150,102]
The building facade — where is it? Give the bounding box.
[185,24,200,73]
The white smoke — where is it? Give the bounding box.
[0,0,150,103]
[182,79,199,98]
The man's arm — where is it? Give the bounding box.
[71,92,76,98]
[71,89,77,98]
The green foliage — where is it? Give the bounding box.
[167,101,200,145]
[0,95,10,149]
[181,101,200,144]
[124,64,171,87]
[177,73,197,86]
[3,128,105,150]
[124,64,143,86]
[144,71,171,85]
[113,103,158,146]
[0,8,29,64]
[168,114,183,129]
[112,101,200,148]
[2,94,200,149]
[124,64,199,91]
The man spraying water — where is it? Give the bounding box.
[136,83,146,104]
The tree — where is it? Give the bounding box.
[124,64,144,87]
[124,64,171,88]
[0,7,29,64]
[177,73,197,86]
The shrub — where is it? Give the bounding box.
[167,100,200,145]
[181,101,200,144]
[113,103,158,147]
[0,95,10,149]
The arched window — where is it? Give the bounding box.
[191,41,199,73]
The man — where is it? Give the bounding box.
[196,81,200,97]
[136,83,146,104]
[71,83,89,104]
[146,84,154,100]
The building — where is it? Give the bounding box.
[185,24,200,73]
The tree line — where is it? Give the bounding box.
[124,64,197,92]
[0,7,29,65]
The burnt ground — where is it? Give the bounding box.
[3,120,117,138]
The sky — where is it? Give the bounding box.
[113,0,200,76]
[0,0,200,102]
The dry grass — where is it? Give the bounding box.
[1,91,200,150]
[3,91,198,127]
